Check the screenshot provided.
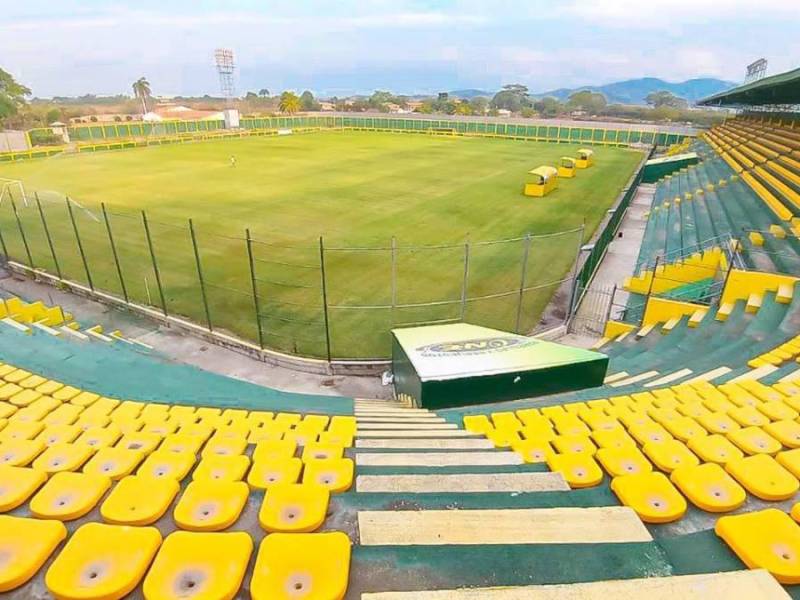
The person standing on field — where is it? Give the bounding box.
[230,154,237,167]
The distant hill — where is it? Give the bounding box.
[447,89,493,99]
[533,77,737,105]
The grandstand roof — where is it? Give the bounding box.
[698,66,800,107]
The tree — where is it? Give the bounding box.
[469,96,489,114]
[454,102,472,116]
[132,77,152,114]
[279,91,301,114]
[0,67,31,120]
[533,96,563,118]
[299,90,318,111]
[491,84,531,112]
[646,90,688,109]
[46,108,61,124]
[258,88,270,97]
[566,90,607,114]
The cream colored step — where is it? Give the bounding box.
[358,507,651,546]
[356,439,494,450]
[358,423,458,430]
[355,451,522,467]
[356,430,479,438]
[356,472,568,493]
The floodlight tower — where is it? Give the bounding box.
[214,48,236,106]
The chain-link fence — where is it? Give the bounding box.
[0,186,586,360]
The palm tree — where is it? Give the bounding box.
[132,77,152,115]
[279,91,301,114]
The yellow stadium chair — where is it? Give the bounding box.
[0,516,66,592]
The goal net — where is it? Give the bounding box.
[0,179,28,207]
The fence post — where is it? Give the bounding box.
[66,198,94,291]
[643,255,660,325]
[515,234,532,333]
[189,219,213,332]
[390,236,397,326]
[318,236,332,364]
[9,197,33,268]
[604,284,617,325]
[141,210,167,316]
[567,223,587,318]
[0,218,8,259]
[460,241,470,321]
[35,193,62,279]
[101,204,128,303]
[245,229,265,350]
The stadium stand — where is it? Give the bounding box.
[4,71,800,600]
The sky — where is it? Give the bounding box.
[2,0,800,98]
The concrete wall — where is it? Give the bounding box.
[0,130,29,152]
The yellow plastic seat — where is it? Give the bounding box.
[758,400,798,421]
[0,383,22,402]
[0,465,47,511]
[628,422,673,446]
[317,431,354,448]
[520,422,556,442]
[551,414,591,436]
[11,404,52,423]
[37,424,81,446]
[160,433,204,455]
[591,428,637,450]
[248,428,284,444]
[74,413,111,432]
[43,404,82,426]
[195,407,222,420]
[687,434,744,464]
[177,422,214,441]
[515,408,542,425]
[491,411,522,431]
[0,420,44,442]
[729,405,770,427]
[116,431,162,455]
[248,457,303,489]
[661,416,707,442]
[52,386,80,402]
[81,396,119,417]
[253,439,298,462]
[728,426,782,455]
[143,531,253,600]
[642,439,699,473]
[192,454,250,482]
[676,402,711,419]
[546,452,603,488]
[32,442,93,474]
[541,406,566,419]
[302,458,354,493]
[142,418,181,436]
[138,450,195,481]
[173,479,249,531]
[29,471,111,520]
[70,391,100,407]
[250,532,351,600]
[101,475,180,525]
[647,407,682,424]
[793,502,800,523]
[697,411,741,434]
[201,434,248,458]
[716,508,800,584]
[141,403,170,421]
[670,462,746,512]
[551,434,596,455]
[82,446,145,480]
[776,448,800,479]
[610,471,687,523]
[283,430,318,447]
[0,515,66,592]
[726,454,800,501]
[8,389,42,408]
[302,442,344,462]
[0,403,16,419]
[45,521,162,599]
[595,446,652,477]
[75,425,121,449]
[246,410,274,428]
[0,438,45,466]
[765,419,800,448]
[259,483,330,533]
[510,438,553,463]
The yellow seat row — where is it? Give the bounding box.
[0,515,351,598]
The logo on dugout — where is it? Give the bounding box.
[417,336,534,357]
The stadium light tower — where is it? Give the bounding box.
[214,48,236,106]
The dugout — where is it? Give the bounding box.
[558,157,577,178]
[523,166,559,197]
[576,148,595,168]
[392,323,608,409]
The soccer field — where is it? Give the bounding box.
[0,131,642,358]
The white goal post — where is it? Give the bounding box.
[0,179,29,207]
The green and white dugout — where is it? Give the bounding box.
[392,323,608,409]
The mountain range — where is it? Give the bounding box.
[447,78,737,105]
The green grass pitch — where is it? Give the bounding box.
[0,131,642,358]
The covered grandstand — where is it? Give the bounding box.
[4,69,800,600]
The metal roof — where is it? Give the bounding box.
[698,66,800,107]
